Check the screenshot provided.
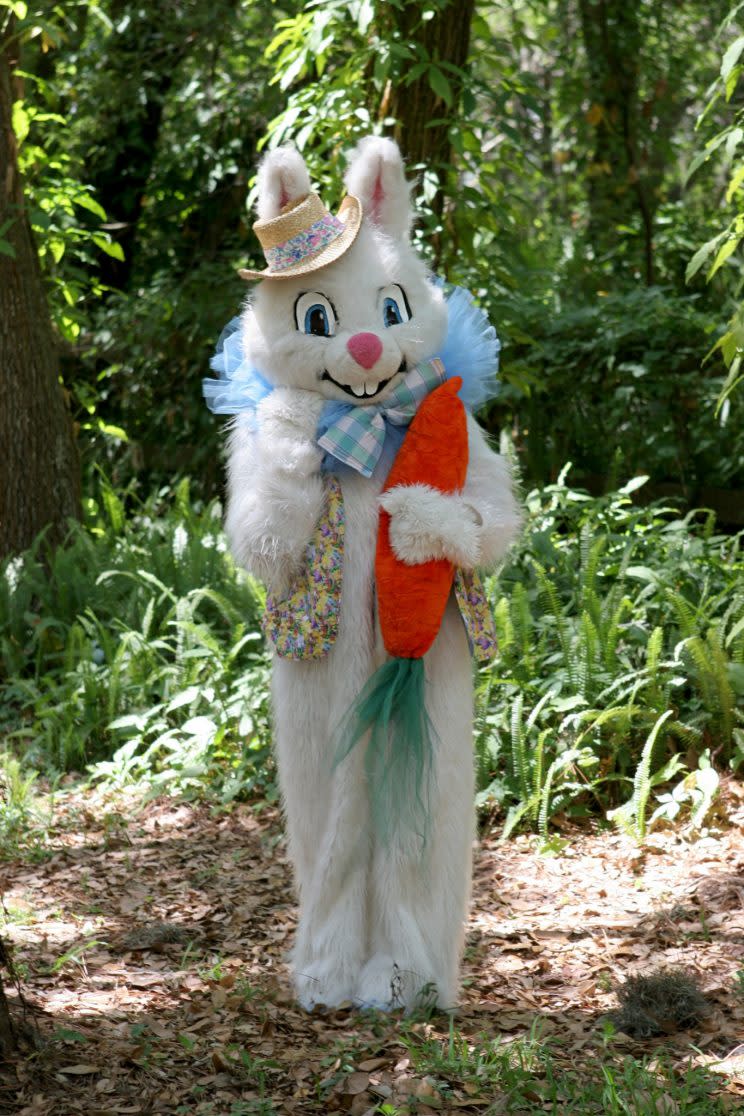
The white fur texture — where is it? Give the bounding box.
[224,139,521,1011]
[225,389,325,593]
[344,136,413,239]
[256,146,312,221]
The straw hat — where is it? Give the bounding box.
[238,191,363,280]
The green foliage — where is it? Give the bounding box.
[476,472,744,834]
[606,710,681,841]
[490,286,744,491]
[260,1,562,284]
[650,750,721,831]
[0,748,52,856]
[3,3,120,339]
[396,1017,729,1114]
[2,470,742,838]
[14,91,116,341]
[688,3,744,410]
[7,0,283,490]
[0,479,272,803]
[82,262,242,489]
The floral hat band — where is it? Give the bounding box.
[238,192,363,281]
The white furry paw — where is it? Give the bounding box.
[380,484,482,569]
[354,954,442,1013]
[293,957,358,1012]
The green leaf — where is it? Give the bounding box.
[92,235,124,261]
[94,420,128,441]
[686,232,726,283]
[707,235,741,278]
[625,566,660,583]
[618,475,649,495]
[721,35,744,81]
[726,163,744,202]
[0,240,16,258]
[716,355,744,415]
[684,131,729,184]
[428,65,453,107]
[725,126,744,160]
[11,101,29,145]
[357,0,374,34]
[53,1027,88,1044]
[73,193,107,221]
[725,68,741,102]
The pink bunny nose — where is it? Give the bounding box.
[347,332,382,370]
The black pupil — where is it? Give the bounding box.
[385,302,399,326]
[309,307,327,335]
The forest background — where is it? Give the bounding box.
[2,0,744,884]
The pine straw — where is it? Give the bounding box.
[2,780,744,1115]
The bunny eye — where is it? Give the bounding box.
[294,292,336,337]
[380,284,411,328]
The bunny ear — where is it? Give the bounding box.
[344,136,413,240]
[255,146,312,221]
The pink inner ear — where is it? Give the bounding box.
[370,171,385,225]
[278,183,290,210]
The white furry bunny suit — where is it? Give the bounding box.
[207,137,521,1012]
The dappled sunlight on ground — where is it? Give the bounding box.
[2,784,744,1113]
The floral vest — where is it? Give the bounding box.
[262,477,498,662]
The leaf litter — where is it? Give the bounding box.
[1,781,744,1114]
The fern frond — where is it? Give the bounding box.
[631,709,675,842]
[668,590,700,639]
[578,610,599,701]
[602,597,632,670]
[534,561,578,687]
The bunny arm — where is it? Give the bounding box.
[225,389,326,594]
[380,413,522,571]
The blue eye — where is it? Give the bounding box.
[383,297,403,327]
[380,284,411,328]
[294,292,337,337]
[305,304,330,336]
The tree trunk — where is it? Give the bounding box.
[0,941,17,1060]
[577,0,655,284]
[387,0,474,167]
[383,0,475,263]
[0,19,80,561]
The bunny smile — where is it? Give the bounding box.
[322,359,407,401]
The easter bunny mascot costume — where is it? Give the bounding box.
[204,137,521,1012]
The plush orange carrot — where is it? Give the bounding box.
[335,376,469,839]
[377,375,467,658]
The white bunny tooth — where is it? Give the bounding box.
[351,383,366,397]
[365,380,377,396]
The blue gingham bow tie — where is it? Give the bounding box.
[317,358,447,478]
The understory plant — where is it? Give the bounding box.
[476,470,744,835]
[0,477,271,803]
[2,471,742,835]
[489,286,744,492]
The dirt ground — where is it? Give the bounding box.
[2,782,744,1115]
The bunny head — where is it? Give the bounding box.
[241,137,447,405]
